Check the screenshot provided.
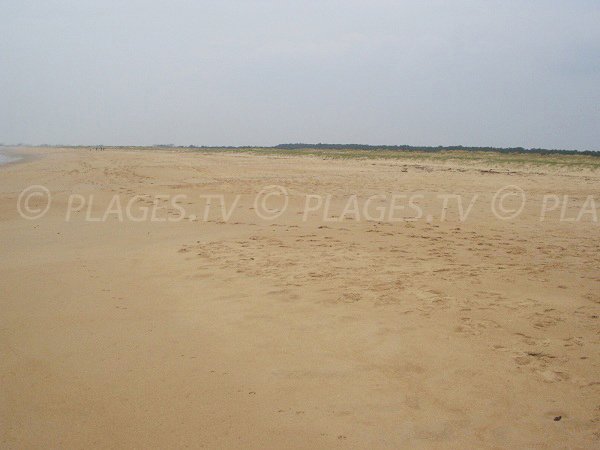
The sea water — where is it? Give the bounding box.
[0,150,20,165]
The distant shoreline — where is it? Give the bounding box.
[9,143,599,156]
[0,147,34,167]
[0,150,21,165]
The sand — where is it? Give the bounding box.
[1,146,598,448]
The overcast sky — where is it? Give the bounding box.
[1,0,599,150]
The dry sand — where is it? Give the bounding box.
[1,147,598,448]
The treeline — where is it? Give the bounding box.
[274,143,600,157]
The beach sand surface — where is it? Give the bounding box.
[1,147,598,449]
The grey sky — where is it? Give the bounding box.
[1,0,599,150]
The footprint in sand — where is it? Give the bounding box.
[334,292,362,304]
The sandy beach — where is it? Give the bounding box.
[1,146,598,448]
